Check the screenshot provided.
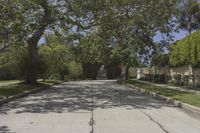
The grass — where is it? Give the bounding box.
[124,80,200,107]
[0,80,62,100]
[0,80,21,83]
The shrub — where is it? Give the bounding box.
[182,75,189,85]
[152,74,167,83]
[173,74,181,81]
[129,71,137,79]
[67,61,82,79]
[141,74,167,83]
[0,68,16,80]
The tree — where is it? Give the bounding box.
[72,32,109,79]
[1,0,179,83]
[179,0,200,34]
[95,0,179,80]
[151,44,169,67]
[178,0,200,78]
[0,0,107,83]
[152,54,169,67]
[0,1,26,52]
[169,29,200,67]
[39,35,72,81]
[0,45,30,80]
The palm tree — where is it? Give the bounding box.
[178,0,200,85]
[179,0,200,33]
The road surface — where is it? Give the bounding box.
[0,80,200,133]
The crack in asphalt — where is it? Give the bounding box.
[86,86,95,133]
[86,83,169,133]
[140,110,170,133]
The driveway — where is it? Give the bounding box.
[0,80,200,133]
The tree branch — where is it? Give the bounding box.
[28,0,51,46]
[0,44,11,53]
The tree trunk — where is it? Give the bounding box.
[24,0,51,84]
[188,25,194,86]
[60,73,65,81]
[125,65,130,80]
[25,44,39,84]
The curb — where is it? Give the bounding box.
[118,81,200,116]
[0,86,51,106]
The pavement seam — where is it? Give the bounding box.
[85,85,95,133]
[140,110,170,133]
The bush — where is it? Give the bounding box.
[182,75,189,85]
[174,74,181,81]
[67,61,82,79]
[0,68,16,80]
[194,76,200,87]
[152,74,167,83]
[141,74,153,81]
[141,74,167,83]
[129,71,137,79]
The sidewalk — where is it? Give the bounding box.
[132,79,200,95]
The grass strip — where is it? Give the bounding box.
[125,80,200,107]
[0,80,62,100]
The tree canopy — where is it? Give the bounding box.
[169,29,200,67]
[0,0,182,82]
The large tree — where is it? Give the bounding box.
[179,0,200,34]
[170,29,200,67]
[1,0,179,83]
[0,0,104,83]
[95,0,179,80]
[178,0,200,78]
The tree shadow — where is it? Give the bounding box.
[0,126,14,133]
[0,81,175,115]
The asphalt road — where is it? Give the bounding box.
[0,80,200,133]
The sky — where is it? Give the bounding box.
[153,30,188,43]
[39,30,188,45]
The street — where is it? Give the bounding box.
[0,80,200,133]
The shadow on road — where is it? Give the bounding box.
[0,126,13,133]
[0,81,174,115]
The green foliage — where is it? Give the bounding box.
[82,63,101,80]
[39,35,71,80]
[105,60,122,79]
[0,0,180,82]
[140,74,168,84]
[74,32,110,64]
[0,45,27,79]
[152,54,169,67]
[126,80,200,107]
[169,30,200,67]
[178,0,200,33]
[0,80,62,100]
[67,61,82,79]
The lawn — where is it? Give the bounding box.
[0,80,62,100]
[124,80,200,107]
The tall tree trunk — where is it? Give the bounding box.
[24,0,51,84]
[25,27,46,84]
[25,43,39,84]
[125,65,130,80]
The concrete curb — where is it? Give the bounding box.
[0,86,51,106]
[118,81,200,116]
